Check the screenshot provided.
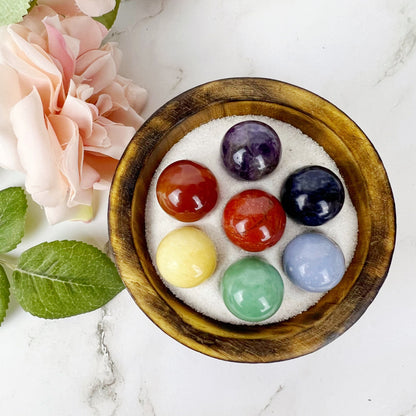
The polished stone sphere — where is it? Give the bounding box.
[221,120,282,181]
[156,160,218,222]
[281,165,345,226]
[156,227,217,288]
[221,257,284,322]
[222,189,286,252]
[283,232,345,292]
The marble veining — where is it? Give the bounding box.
[133,0,167,28]
[377,4,416,83]
[144,0,166,21]
[258,385,285,415]
[399,404,416,416]
[380,26,416,81]
[169,66,184,92]
[87,307,122,415]
[138,382,157,416]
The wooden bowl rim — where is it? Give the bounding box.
[108,77,396,362]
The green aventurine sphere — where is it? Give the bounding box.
[221,257,284,322]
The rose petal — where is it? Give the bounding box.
[84,153,118,190]
[47,114,80,193]
[76,50,116,94]
[3,25,64,112]
[117,77,148,113]
[107,107,144,131]
[83,122,110,148]
[45,202,93,225]
[84,121,135,159]
[8,25,61,79]
[1,44,56,111]
[61,86,94,137]
[43,19,75,90]
[48,114,99,208]
[75,83,94,101]
[101,42,121,70]
[95,93,114,114]
[75,0,116,17]
[0,64,23,170]
[96,81,129,111]
[80,162,100,190]
[61,16,107,54]
[36,1,82,17]
[22,5,58,33]
[10,89,68,207]
[40,14,81,63]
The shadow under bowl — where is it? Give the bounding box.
[108,77,396,363]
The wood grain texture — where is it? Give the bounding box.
[108,78,396,362]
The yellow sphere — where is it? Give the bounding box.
[156,227,217,288]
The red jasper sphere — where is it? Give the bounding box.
[156,160,218,222]
[223,189,286,252]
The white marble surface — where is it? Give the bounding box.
[0,0,414,414]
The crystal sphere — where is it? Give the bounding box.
[222,189,286,252]
[156,160,218,222]
[221,120,282,180]
[156,227,217,288]
[281,165,345,226]
[283,232,345,292]
[221,257,284,322]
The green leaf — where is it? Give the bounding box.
[0,265,10,325]
[0,187,27,254]
[28,0,37,13]
[11,241,125,319]
[0,0,32,25]
[93,0,121,30]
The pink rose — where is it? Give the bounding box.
[0,5,147,224]
[38,0,116,17]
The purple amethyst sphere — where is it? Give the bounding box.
[221,120,282,181]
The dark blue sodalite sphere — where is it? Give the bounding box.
[221,121,282,181]
[281,165,345,226]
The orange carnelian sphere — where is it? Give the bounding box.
[156,160,219,222]
[223,189,286,252]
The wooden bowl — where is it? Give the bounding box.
[108,78,396,362]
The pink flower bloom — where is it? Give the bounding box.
[38,0,116,18]
[0,5,147,223]
[74,0,116,17]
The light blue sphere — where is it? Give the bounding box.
[283,232,345,292]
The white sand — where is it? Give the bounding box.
[145,115,358,325]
